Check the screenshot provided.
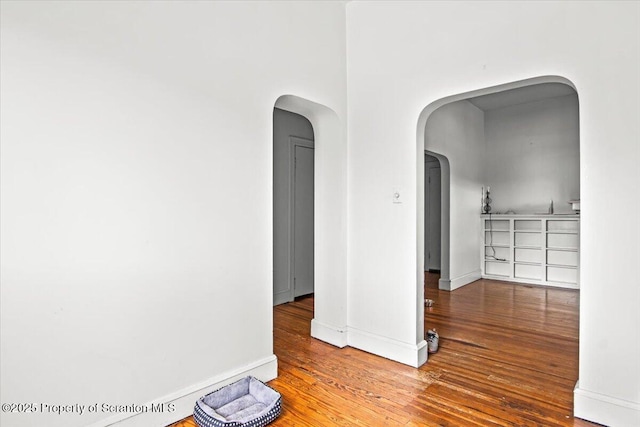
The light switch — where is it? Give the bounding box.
[392,188,402,204]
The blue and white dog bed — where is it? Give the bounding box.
[194,376,282,427]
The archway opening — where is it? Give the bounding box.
[416,75,580,349]
[273,94,348,348]
[273,107,315,306]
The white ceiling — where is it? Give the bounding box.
[467,82,577,111]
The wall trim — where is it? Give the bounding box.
[574,381,640,427]
[312,320,430,367]
[438,278,451,291]
[88,355,278,427]
[311,319,348,348]
[449,269,481,291]
[347,326,428,368]
[273,290,291,306]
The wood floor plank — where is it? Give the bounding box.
[170,276,600,427]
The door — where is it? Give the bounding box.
[425,154,441,271]
[292,143,314,297]
[427,166,441,270]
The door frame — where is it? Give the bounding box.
[288,136,314,302]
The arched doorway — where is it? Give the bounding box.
[273,108,315,305]
[273,95,348,348]
[416,75,580,341]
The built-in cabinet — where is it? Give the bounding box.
[481,214,579,289]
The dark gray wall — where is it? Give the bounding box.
[273,108,314,305]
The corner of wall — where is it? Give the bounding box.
[311,319,348,348]
[449,270,482,291]
[438,278,451,291]
[312,321,430,368]
[347,326,428,368]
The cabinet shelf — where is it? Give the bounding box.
[546,231,578,235]
[480,214,580,289]
[547,246,578,251]
[514,261,542,266]
[546,247,578,252]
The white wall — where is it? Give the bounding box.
[0,2,347,426]
[346,1,639,425]
[3,2,639,426]
[425,101,485,290]
[485,94,580,214]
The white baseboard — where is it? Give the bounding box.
[347,326,428,368]
[88,355,278,427]
[574,381,640,426]
[449,270,481,291]
[273,291,291,306]
[312,319,428,368]
[438,278,451,290]
[311,319,348,348]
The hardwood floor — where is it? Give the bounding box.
[171,275,599,426]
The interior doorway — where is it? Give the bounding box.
[417,77,580,388]
[273,94,347,348]
[419,79,579,292]
[273,108,315,305]
[424,153,442,273]
[291,139,314,298]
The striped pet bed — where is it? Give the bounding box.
[194,376,282,427]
